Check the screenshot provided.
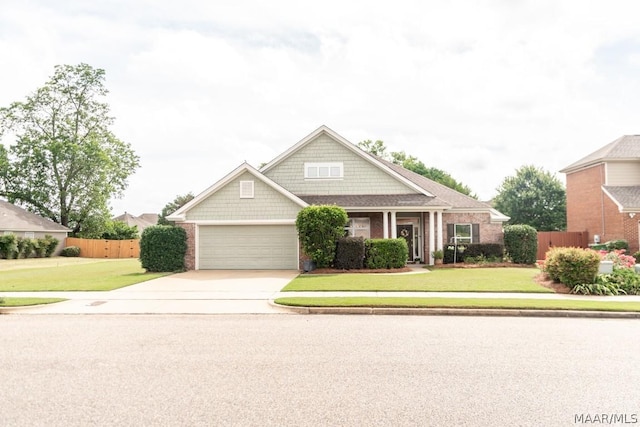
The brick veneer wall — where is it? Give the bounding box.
[566,164,605,238]
[441,212,504,244]
[176,222,196,270]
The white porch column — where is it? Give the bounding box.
[429,211,435,265]
[383,211,389,238]
[436,210,443,251]
[390,211,397,238]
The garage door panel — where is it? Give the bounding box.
[199,225,298,269]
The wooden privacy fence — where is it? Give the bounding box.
[537,231,589,260]
[65,237,140,258]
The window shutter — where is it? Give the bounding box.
[472,224,480,243]
[447,224,454,243]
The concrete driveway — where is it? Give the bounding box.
[4,270,300,315]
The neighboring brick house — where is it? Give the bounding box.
[560,135,640,253]
[168,126,509,270]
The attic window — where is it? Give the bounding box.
[305,162,343,179]
[240,180,254,199]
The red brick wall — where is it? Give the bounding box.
[565,164,637,248]
[176,222,196,270]
[441,212,504,244]
[566,165,605,237]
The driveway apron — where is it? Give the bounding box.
[3,270,300,315]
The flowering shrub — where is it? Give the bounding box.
[599,249,636,269]
[542,247,601,286]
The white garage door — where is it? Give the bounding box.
[198,225,298,269]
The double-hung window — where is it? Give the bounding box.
[345,218,370,239]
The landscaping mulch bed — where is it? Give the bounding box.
[305,267,414,274]
[533,272,571,294]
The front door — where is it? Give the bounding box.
[397,224,413,260]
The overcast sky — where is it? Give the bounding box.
[1,0,640,216]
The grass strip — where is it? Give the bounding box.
[0,298,66,307]
[274,297,640,312]
[282,268,551,293]
[0,259,168,291]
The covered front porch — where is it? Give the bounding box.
[346,210,445,265]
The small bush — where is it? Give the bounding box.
[444,245,467,264]
[504,224,538,264]
[572,282,624,296]
[599,249,636,269]
[364,238,408,269]
[605,239,629,251]
[543,247,600,286]
[42,235,59,257]
[334,237,365,270]
[140,225,187,272]
[60,246,81,257]
[461,243,504,262]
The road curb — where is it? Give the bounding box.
[269,301,640,318]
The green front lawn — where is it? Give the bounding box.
[0,258,168,291]
[274,297,640,312]
[282,267,551,293]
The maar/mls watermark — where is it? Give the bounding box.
[574,413,638,424]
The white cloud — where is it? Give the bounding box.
[1,0,640,214]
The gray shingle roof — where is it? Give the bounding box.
[602,186,640,211]
[299,194,448,208]
[0,200,70,232]
[561,135,640,173]
[376,157,492,209]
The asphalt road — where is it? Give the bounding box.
[2,315,639,426]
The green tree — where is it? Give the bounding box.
[494,165,566,231]
[158,192,195,225]
[358,140,476,198]
[0,63,140,234]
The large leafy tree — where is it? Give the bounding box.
[493,165,566,231]
[158,192,195,225]
[357,140,476,198]
[0,64,139,234]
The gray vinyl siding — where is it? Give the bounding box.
[186,172,302,221]
[264,133,417,195]
[606,161,640,186]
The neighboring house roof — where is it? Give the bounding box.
[602,186,640,212]
[168,162,308,221]
[113,212,157,231]
[0,199,70,233]
[560,135,640,173]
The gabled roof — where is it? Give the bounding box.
[602,186,640,212]
[560,135,640,173]
[260,125,435,197]
[167,162,308,221]
[113,212,157,231]
[0,200,70,233]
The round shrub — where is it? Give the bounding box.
[296,205,348,268]
[140,225,187,272]
[364,238,408,269]
[543,247,600,286]
[504,224,538,264]
[60,246,81,257]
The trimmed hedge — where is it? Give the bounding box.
[334,236,365,270]
[0,235,59,259]
[364,238,408,269]
[504,224,538,264]
[296,205,348,268]
[605,239,629,251]
[140,225,187,272]
[543,247,600,286]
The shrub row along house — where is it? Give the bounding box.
[561,135,640,254]
[168,126,509,270]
